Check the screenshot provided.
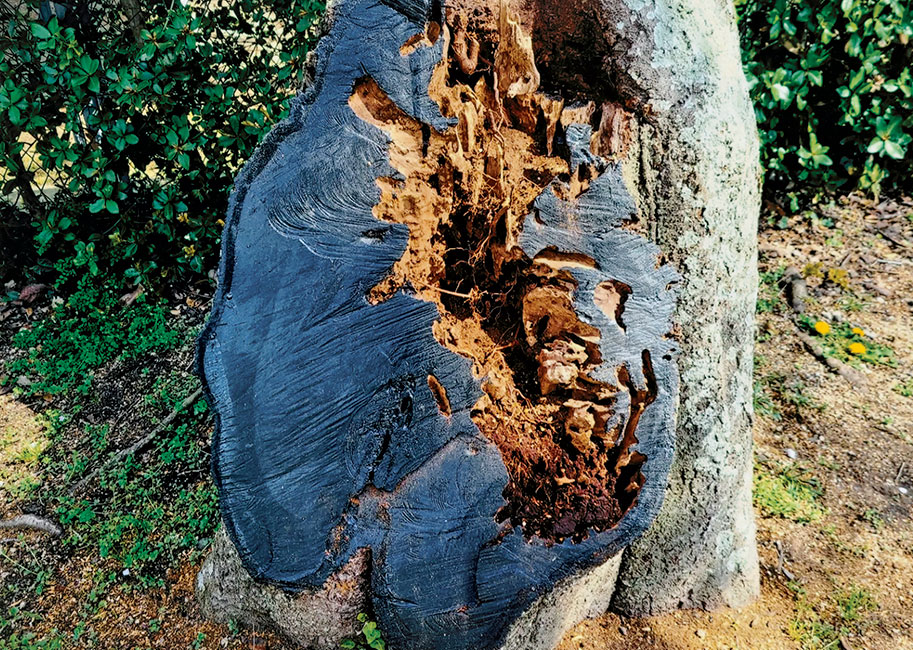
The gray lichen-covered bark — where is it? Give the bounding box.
[200,528,623,650]
[585,0,763,613]
[198,528,370,648]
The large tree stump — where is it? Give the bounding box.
[198,0,761,646]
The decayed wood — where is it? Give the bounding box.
[198,1,678,648]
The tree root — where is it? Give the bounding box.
[0,514,62,537]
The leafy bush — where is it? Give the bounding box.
[737,0,913,196]
[0,0,325,285]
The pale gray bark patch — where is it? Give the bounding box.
[587,0,762,613]
[501,554,623,650]
[196,528,369,650]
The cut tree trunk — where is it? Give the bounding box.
[197,0,760,647]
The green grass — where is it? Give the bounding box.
[860,508,884,531]
[754,462,826,523]
[757,267,787,313]
[753,378,782,420]
[893,378,913,397]
[754,371,823,420]
[787,582,879,650]
[0,273,219,643]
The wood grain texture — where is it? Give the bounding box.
[198,1,679,647]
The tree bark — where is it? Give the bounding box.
[582,0,763,613]
[197,0,760,644]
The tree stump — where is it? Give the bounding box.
[198,0,761,646]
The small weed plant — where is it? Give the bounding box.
[341,613,386,650]
[754,461,826,523]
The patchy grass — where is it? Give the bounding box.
[836,585,878,624]
[0,276,218,645]
[788,582,879,650]
[757,266,787,314]
[799,315,897,368]
[754,462,826,523]
[754,377,782,420]
[860,508,884,531]
[754,370,824,420]
[893,377,913,397]
[0,397,47,505]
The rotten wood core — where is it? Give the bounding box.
[349,10,647,543]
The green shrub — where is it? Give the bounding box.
[1,0,325,285]
[737,0,913,196]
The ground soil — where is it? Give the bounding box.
[1,193,911,648]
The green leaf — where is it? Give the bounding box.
[36,229,54,246]
[884,141,905,159]
[30,23,51,39]
[770,83,790,102]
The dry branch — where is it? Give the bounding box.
[70,387,202,494]
[0,514,62,537]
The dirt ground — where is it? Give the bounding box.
[2,193,912,649]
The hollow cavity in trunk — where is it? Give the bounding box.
[349,9,652,543]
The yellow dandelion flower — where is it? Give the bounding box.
[848,342,866,355]
[216,218,225,227]
[813,320,831,335]
[851,327,864,337]
[183,245,196,258]
[177,213,190,223]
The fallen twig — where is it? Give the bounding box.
[781,266,866,386]
[0,514,62,537]
[70,387,203,494]
[796,332,866,387]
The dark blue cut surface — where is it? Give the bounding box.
[199,1,679,647]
